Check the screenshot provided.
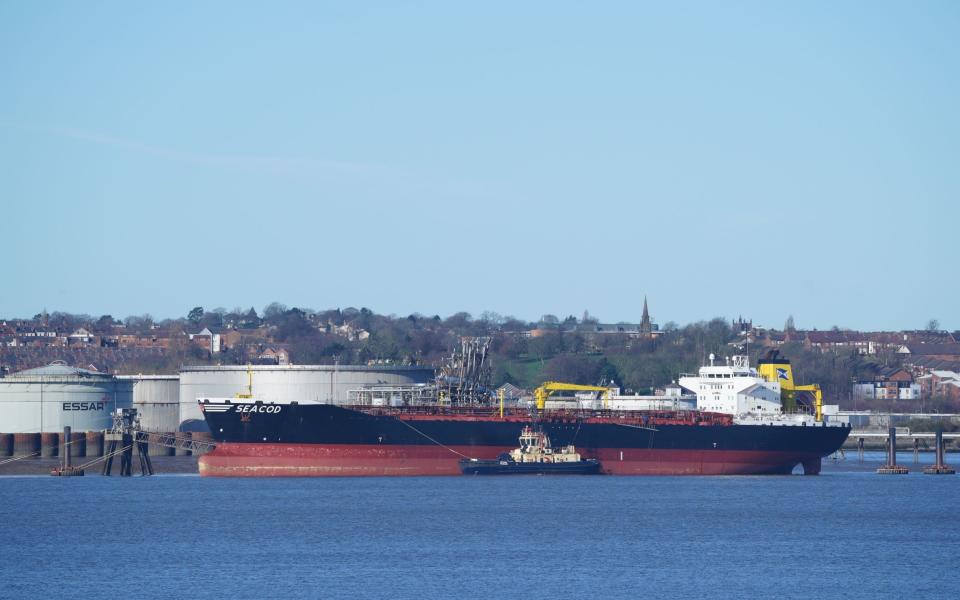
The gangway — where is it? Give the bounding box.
[132,430,217,455]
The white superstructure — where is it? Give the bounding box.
[679,355,817,425]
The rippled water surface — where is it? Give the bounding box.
[1,453,957,599]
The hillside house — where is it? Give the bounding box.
[916,370,960,401]
[189,327,223,353]
[256,347,290,365]
[897,343,960,363]
[852,367,920,402]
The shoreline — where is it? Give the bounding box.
[0,455,199,476]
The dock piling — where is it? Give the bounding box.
[51,426,84,476]
[923,429,955,475]
[877,426,909,474]
[102,408,153,476]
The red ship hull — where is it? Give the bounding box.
[198,442,824,477]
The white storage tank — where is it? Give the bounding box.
[0,361,134,433]
[116,374,180,433]
[178,364,435,430]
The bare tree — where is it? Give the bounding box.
[784,315,796,332]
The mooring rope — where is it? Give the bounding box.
[395,418,474,460]
[0,451,40,466]
[609,422,659,449]
[0,436,86,466]
[613,423,659,432]
[78,444,133,470]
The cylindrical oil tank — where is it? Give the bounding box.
[0,361,134,433]
[0,433,12,457]
[85,431,104,457]
[41,432,59,457]
[13,433,40,456]
[177,364,435,430]
[115,375,180,432]
[68,431,86,458]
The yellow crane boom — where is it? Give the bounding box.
[534,381,611,410]
[792,384,823,422]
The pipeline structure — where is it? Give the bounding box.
[0,408,217,476]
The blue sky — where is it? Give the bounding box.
[2,2,957,330]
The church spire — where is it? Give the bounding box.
[640,296,651,334]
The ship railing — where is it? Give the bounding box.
[577,409,732,426]
[346,404,505,418]
[346,404,734,426]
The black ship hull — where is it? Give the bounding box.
[198,402,850,477]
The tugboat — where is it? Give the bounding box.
[459,426,602,475]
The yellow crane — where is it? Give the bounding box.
[794,384,824,423]
[235,364,254,399]
[533,381,612,410]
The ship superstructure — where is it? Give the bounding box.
[679,353,821,425]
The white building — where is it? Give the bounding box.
[188,327,222,353]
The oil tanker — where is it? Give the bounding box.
[197,353,850,476]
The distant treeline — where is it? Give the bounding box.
[3,304,920,410]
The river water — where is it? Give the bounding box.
[1,452,957,599]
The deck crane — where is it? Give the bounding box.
[534,381,613,410]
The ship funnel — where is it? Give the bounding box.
[757,350,797,412]
[757,350,822,421]
[757,356,795,389]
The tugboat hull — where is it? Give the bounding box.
[460,457,602,475]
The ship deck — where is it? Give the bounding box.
[342,405,735,427]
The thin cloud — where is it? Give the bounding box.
[3,120,525,204]
[5,121,401,179]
